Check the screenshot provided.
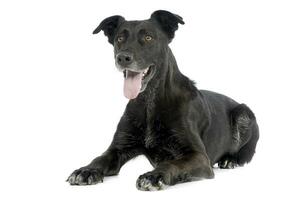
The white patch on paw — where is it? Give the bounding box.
[137,178,167,191]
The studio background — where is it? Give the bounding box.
[0,0,299,199]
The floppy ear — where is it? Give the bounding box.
[150,10,184,42]
[93,15,125,44]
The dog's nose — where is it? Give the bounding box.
[116,52,133,66]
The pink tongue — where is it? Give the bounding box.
[123,72,143,99]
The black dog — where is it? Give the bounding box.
[67,10,259,191]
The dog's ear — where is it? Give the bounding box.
[150,10,184,42]
[93,15,125,44]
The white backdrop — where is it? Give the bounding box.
[0,0,299,199]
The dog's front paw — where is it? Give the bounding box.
[136,171,168,191]
[67,167,103,185]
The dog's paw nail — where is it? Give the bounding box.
[87,176,93,185]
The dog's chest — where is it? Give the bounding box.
[143,114,166,148]
[143,103,171,148]
[144,118,166,148]
[142,117,184,164]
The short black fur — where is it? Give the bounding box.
[67,10,259,191]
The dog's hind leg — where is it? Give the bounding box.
[218,104,259,168]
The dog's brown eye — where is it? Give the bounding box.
[117,36,124,43]
[145,35,152,41]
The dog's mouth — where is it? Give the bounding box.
[122,65,154,99]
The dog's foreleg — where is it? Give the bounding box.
[136,152,214,191]
[66,149,123,185]
[67,114,143,186]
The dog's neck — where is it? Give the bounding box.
[141,47,197,109]
[136,47,200,147]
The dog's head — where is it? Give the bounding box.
[93,10,184,99]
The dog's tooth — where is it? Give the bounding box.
[143,68,148,74]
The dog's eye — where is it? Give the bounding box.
[145,35,152,41]
[117,36,124,43]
